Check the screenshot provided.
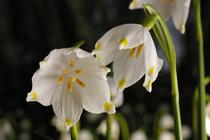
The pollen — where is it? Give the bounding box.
[136,44,144,58]
[75,69,83,75]
[57,75,64,85]
[31,91,38,100]
[76,78,85,88]
[65,118,72,126]
[118,79,126,89]
[119,38,128,47]
[103,102,113,112]
[95,41,101,51]
[149,67,155,75]
[129,48,137,58]
[69,60,75,67]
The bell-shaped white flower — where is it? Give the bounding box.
[131,130,148,140]
[159,113,174,130]
[107,77,124,108]
[93,24,163,92]
[158,131,175,140]
[26,48,116,130]
[129,0,191,33]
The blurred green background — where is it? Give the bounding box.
[0,0,210,140]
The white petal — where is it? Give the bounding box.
[172,0,191,33]
[113,49,145,92]
[129,0,174,19]
[73,53,116,114]
[159,131,175,140]
[93,24,145,65]
[107,77,124,108]
[26,71,58,106]
[52,85,83,130]
[38,48,76,77]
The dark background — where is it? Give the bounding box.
[0,0,209,139]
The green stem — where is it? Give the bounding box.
[144,5,183,140]
[193,89,199,140]
[193,0,206,139]
[115,113,130,140]
[71,125,79,140]
[106,115,112,140]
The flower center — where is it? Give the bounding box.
[56,60,85,92]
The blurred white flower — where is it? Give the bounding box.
[129,0,191,33]
[0,119,15,140]
[27,48,116,130]
[158,131,175,140]
[93,24,163,93]
[159,113,174,130]
[97,119,120,140]
[206,102,210,137]
[131,130,148,140]
[182,125,191,139]
[107,77,124,108]
[79,129,94,140]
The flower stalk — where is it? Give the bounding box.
[144,5,182,140]
[106,115,112,140]
[193,0,206,139]
[71,125,79,140]
[115,113,130,140]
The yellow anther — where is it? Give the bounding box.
[31,91,38,100]
[75,69,83,75]
[63,69,70,74]
[136,44,144,58]
[129,48,137,58]
[95,41,101,51]
[57,75,64,85]
[69,60,75,67]
[118,79,126,89]
[65,118,72,126]
[103,102,113,112]
[76,79,85,88]
[149,67,155,75]
[119,38,128,47]
[67,78,73,92]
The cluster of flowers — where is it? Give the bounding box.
[26,0,191,131]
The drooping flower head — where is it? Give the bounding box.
[129,0,191,33]
[93,24,163,92]
[26,48,115,130]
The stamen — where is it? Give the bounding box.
[69,60,75,67]
[57,75,64,85]
[119,38,128,47]
[63,69,70,74]
[74,69,83,75]
[129,48,137,58]
[76,79,85,88]
[67,78,73,92]
[136,44,144,58]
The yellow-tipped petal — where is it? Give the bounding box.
[118,79,126,90]
[65,118,72,126]
[149,67,155,75]
[103,102,114,112]
[119,38,128,47]
[31,91,38,100]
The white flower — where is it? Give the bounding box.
[131,130,148,140]
[97,119,120,140]
[182,125,191,139]
[129,0,191,34]
[159,113,174,130]
[26,48,116,130]
[107,77,124,107]
[93,24,163,92]
[158,131,175,140]
[79,129,94,140]
[206,102,210,137]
